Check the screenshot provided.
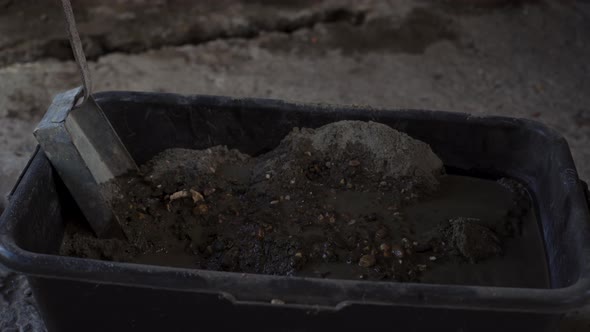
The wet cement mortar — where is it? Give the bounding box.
[1,0,590,330]
[62,121,529,284]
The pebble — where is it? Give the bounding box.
[429,256,437,261]
[348,160,361,167]
[391,244,405,259]
[270,200,280,205]
[375,227,388,241]
[203,187,216,196]
[285,195,291,201]
[169,190,190,201]
[265,174,271,179]
[190,189,204,203]
[401,237,411,249]
[271,299,285,305]
[358,254,376,268]
[193,204,208,215]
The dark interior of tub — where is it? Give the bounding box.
[11,91,590,290]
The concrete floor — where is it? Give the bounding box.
[0,0,589,330]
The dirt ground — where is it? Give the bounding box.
[63,122,447,280]
[61,121,545,290]
[1,0,589,331]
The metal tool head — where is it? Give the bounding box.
[31,1,139,237]
[34,87,138,237]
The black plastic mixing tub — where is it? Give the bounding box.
[1,91,590,332]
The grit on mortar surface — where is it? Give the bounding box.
[0,0,589,331]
